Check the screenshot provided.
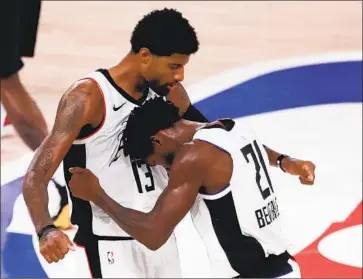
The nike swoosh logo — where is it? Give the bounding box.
[113,102,126,111]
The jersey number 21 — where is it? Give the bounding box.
[241,141,274,199]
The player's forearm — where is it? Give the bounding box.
[22,171,53,233]
[94,192,166,250]
[263,145,293,171]
[22,144,60,233]
[263,145,281,167]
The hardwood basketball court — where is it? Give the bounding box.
[1,2,362,278]
[1,1,361,163]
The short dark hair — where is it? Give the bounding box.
[130,8,199,56]
[122,97,181,161]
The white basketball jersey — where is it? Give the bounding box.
[63,69,169,238]
[190,124,290,277]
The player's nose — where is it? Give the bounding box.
[174,67,184,82]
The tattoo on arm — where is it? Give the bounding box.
[23,88,90,232]
[23,149,54,232]
[54,90,89,135]
[27,90,89,175]
[28,149,53,173]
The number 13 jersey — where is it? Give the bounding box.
[190,123,290,278]
[63,69,169,239]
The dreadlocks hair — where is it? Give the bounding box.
[122,97,181,161]
[130,8,199,56]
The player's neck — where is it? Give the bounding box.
[108,53,148,100]
[179,121,206,143]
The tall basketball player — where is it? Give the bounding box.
[22,8,207,278]
[68,98,316,278]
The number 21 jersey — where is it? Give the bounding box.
[190,124,290,277]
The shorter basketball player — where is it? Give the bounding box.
[68,98,316,278]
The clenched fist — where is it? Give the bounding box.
[39,228,75,263]
[68,167,105,202]
[282,158,316,185]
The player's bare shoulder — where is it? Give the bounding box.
[170,140,222,176]
[58,78,104,127]
[62,78,102,105]
[189,139,233,187]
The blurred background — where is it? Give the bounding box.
[1,1,362,278]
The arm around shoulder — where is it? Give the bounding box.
[90,144,205,250]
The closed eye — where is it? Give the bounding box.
[169,64,182,70]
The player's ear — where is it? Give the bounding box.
[139,47,152,65]
[150,135,161,146]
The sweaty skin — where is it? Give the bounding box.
[68,127,316,250]
[22,76,194,263]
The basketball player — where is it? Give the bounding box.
[22,8,207,278]
[1,0,70,230]
[0,0,47,150]
[68,98,316,278]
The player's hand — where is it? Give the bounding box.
[282,158,316,185]
[39,228,75,263]
[68,167,104,202]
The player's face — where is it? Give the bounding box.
[140,49,190,96]
[146,125,181,168]
[146,152,175,169]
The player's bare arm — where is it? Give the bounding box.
[22,79,103,263]
[166,83,191,116]
[167,83,210,123]
[263,145,316,185]
[68,143,213,250]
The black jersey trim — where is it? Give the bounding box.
[97,68,148,106]
[203,192,291,277]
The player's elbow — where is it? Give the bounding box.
[143,231,168,251]
[144,236,169,251]
[142,222,170,251]
[144,240,164,251]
